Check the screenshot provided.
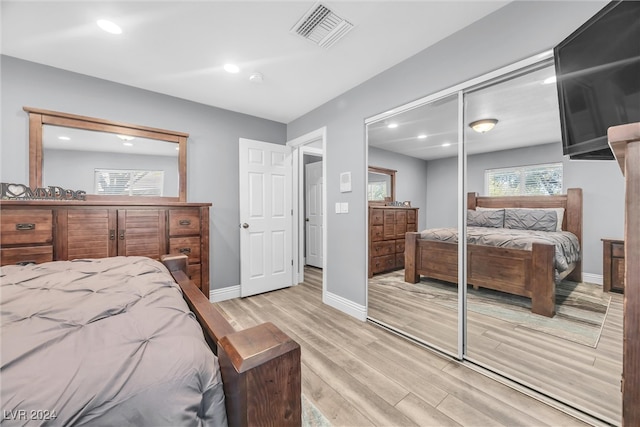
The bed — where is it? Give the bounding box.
[404,188,583,317]
[0,255,301,427]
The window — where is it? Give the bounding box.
[485,163,563,196]
[94,169,164,196]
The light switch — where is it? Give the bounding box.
[335,202,341,214]
[341,202,349,213]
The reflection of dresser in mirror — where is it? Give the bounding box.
[369,206,419,277]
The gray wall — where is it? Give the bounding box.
[1,55,287,291]
[287,1,611,306]
[369,146,429,232]
[426,142,625,276]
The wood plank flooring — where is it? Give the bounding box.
[368,271,623,426]
[214,268,604,427]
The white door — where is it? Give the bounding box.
[239,138,293,297]
[305,160,323,268]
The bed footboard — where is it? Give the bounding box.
[404,233,556,317]
[162,255,302,427]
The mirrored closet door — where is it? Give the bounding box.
[367,93,461,357]
[366,54,623,425]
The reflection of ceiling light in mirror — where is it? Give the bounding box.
[249,72,263,84]
[387,122,398,129]
[123,142,133,147]
[417,134,427,139]
[97,19,122,35]
[224,63,240,74]
[543,76,556,84]
[175,146,179,150]
[469,118,498,133]
[58,136,70,141]
[442,142,451,147]
[117,135,135,141]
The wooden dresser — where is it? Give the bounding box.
[369,206,419,277]
[0,201,211,296]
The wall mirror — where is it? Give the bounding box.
[25,107,187,202]
[367,166,396,204]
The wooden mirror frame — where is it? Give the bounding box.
[25,107,187,202]
[368,165,396,205]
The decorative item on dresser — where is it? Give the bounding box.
[369,205,419,277]
[602,238,625,294]
[0,200,211,295]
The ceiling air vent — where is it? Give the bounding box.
[291,3,354,48]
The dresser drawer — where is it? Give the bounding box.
[371,225,384,241]
[395,239,405,254]
[169,209,201,236]
[370,209,384,226]
[371,255,395,274]
[169,237,201,264]
[1,209,53,245]
[371,241,394,257]
[407,209,416,224]
[0,246,53,266]
[612,243,624,258]
[395,253,405,268]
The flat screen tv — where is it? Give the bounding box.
[554,0,640,160]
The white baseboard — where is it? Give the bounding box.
[210,285,241,302]
[323,291,367,321]
[582,273,603,286]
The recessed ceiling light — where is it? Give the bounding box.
[224,63,240,74]
[117,135,135,141]
[123,142,133,147]
[417,134,427,139]
[97,19,122,35]
[543,76,556,85]
[58,136,71,141]
[387,123,398,129]
[442,142,451,147]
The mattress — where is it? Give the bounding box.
[419,226,580,273]
[0,256,227,427]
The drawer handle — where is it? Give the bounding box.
[109,229,116,241]
[16,223,35,231]
[179,219,191,226]
[119,230,125,240]
[179,247,192,255]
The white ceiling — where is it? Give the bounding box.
[1,1,510,124]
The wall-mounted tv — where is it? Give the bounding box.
[554,0,640,160]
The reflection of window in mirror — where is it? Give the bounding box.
[368,166,396,204]
[485,162,563,196]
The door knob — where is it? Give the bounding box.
[305,218,310,222]
[241,223,249,229]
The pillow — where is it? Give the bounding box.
[504,208,557,232]
[467,209,504,228]
[478,206,565,231]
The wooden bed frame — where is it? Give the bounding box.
[162,254,301,427]
[404,188,583,318]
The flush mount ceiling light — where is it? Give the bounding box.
[224,63,240,74]
[97,19,122,35]
[249,72,264,84]
[469,118,498,133]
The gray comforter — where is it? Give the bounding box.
[0,256,227,427]
[419,226,581,273]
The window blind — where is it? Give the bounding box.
[485,163,562,196]
[95,169,164,196]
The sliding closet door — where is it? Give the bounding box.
[463,62,623,424]
[367,93,461,357]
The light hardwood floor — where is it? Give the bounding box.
[368,271,623,425]
[215,268,605,427]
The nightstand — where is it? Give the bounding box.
[602,238,625,293]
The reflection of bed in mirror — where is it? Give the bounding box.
[404,188,582,317]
